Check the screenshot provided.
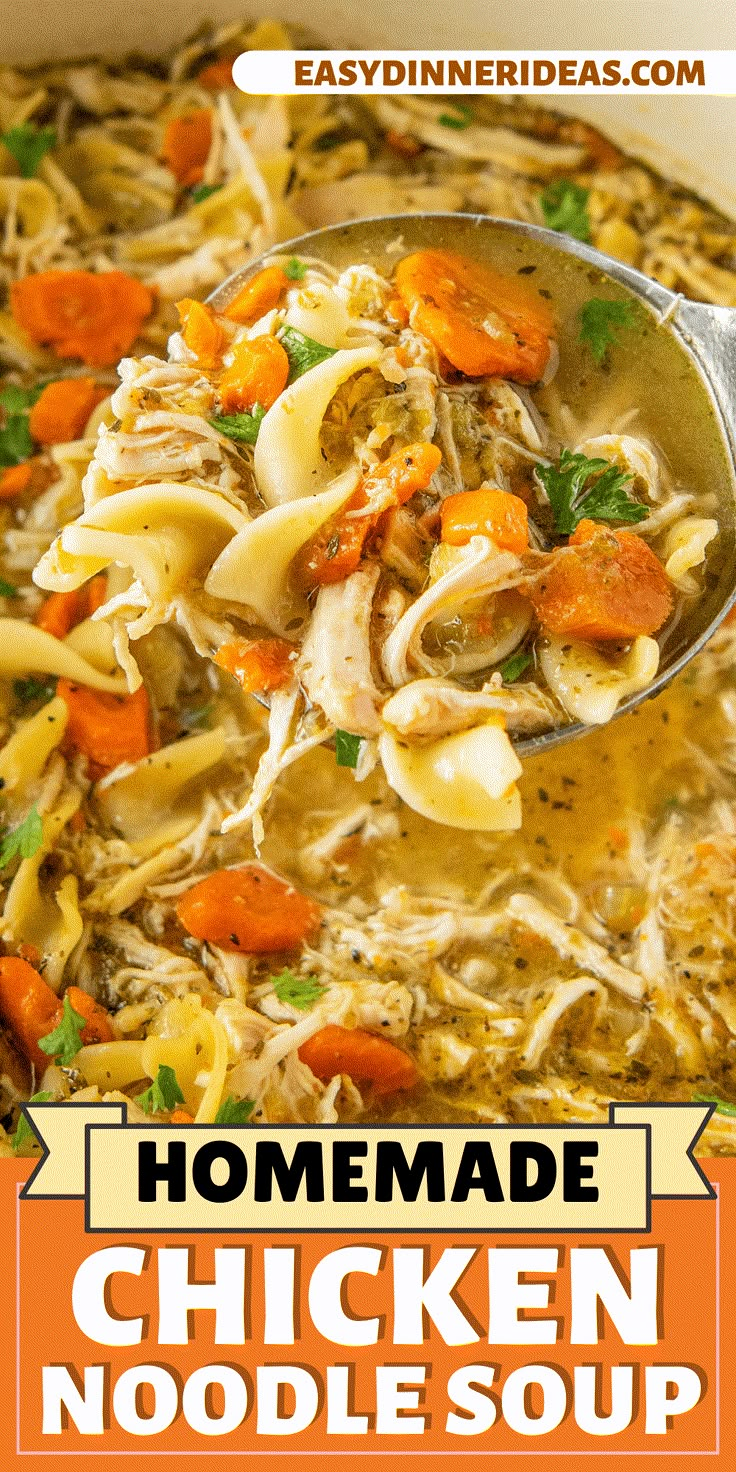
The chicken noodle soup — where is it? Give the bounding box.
[1,19,736,1150]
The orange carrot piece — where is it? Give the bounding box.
[215,636,296,693]
[197,55,237,89]
[35,576,108,640]
[219,334,289,414]
[28,377,107,446]
[11,270,154,367]
[161,109,213,186]
[0,958,60,1074]
[394,248,554,383]
[361,441,442,507]
[223,266,289,325]
[387,296,410,327]
[170,1108,195,1123]
[441,487,529,553]
[56,679,152,773]
[177,863,322,954]
[0,462,33,499]
[299,1024,419,1097]
[176,298,226,368]
[64,985,115,1045]
[385,129,423,158]
[526,521,672,641]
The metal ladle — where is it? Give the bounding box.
[208,213,736,757]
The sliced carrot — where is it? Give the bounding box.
[223,266,289,325]
[0,958,59,1074]
[385,129,423,159]
[218,334,289,414]
[64,985,115,1045]
[361,441,442,508]
[197,55,237,90]
[441,487,529,553]
[161,109,213,186]
[0,462,33,499]
[394,248,554,383]
[170,1108,195,1123]
[387,296,410,327]
[176,298,226,368]
[215,636,296,693]
[298,1024,418,1097]
[177,863,322,954]
[525,521,672,642]
[28,377,107,446]
[56,678,152,773]
[11,270,154,367]
[35,576,107,640]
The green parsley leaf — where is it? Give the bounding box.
[537,449,646,536]
[13,676,56,705]
[539,180,591,243]
[210,403,266,445]
[190,182,222,203]
[215,1095,255,1125]
[335,729,362,768]
[1,124,57,178]
[0,578,18,599]
[12,1092,53,1154]
[272,967,328,1011]
[580,297,637,364]
[500,651,532,684]
[0,806,43,869]
[180,702,214,730]
[438,102,474,130]
[0,382,43,414]
[136,1063,185,1115]
[0,413,33,469]
[279,325,337,381]
[38,994,86,1067]
[693,1092,736,1117]
[284,256,308,281]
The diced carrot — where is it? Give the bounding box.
[298,1024,418,1097]
[170,1108,194,1123]
[35,576,108,641]
[441,487,529,553]
[394,249,554,383]
[28,377,107,446]
[0,959,60,1074]
[197,55,237,90]
[0,462,33,499]
[385,129,423,158]
[387,296,410,327]
[218,334,289,414]
[56,679,152,773]
[176,298,225,368]
[64,985,115,1045]
[525,521,672,641]
[11,270,154,367]
[17,943,41,967]
[361,441,442,508]
[223,266,289,325]
[215,636,296,693]
[161,109,213,186]
[177,863,322,954]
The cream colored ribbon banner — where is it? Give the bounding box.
[19,1102,714,1232]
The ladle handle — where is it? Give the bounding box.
[673,300,736,463]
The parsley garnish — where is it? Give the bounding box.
[12,1091,53,1154]
[284,256,308,281]
[500,651,532,684]
[0,381,44,469]
[279,325,337,381]
[438,102,474,130]
[136,1063,185,1115]
[190,182,221,203]
[335,729,362,768]
[537,449,646,536]
[580,297,637,364]
[214,1095,255,1124]
[0,578,18,599]
[693,1092,736,1117]
[0,806,43,868]
[0,383,44,414]
[1,124,56,178]
[13,676,56,705]
[180,702,213,730]
[38,994,86,1067]
[272,967,328,1011]
[211,404,266,444]
[539,180,591,243]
